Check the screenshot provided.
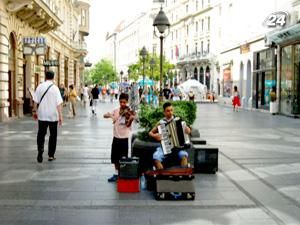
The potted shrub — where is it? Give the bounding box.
[132,101,198,173]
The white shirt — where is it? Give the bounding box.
[33,80,63,122]
[83,86,89,96]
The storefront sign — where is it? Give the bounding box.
[43,59,59,67]
[240,43,250,54]
[267,23,300,44]
[23,37,46,45]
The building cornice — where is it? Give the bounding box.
[220,36,265,54]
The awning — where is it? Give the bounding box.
[266,23,300,45]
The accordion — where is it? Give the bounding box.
[158,117,190,155]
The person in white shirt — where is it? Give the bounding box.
[32,71,63,163]
[83,84,89,107]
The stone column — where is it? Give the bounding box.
[0,9,9,121]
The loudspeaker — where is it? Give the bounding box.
[193,145,218,174]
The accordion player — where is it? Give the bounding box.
[158,117,191,155]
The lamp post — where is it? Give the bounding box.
[149,58,156,104]
[120,70,123,83]
[153,7,170,103]
[127,68,131,81]
[140,46,148,93]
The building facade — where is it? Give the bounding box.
[0,0,90,121]
[105,10,160,81]
[163,0,217,91]
[265,0,300,117]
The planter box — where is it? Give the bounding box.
[132,139,160,174]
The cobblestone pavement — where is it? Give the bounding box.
[0,101,299,225]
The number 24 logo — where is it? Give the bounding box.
[265,12,289,28]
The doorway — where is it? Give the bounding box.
[254,71,274,110]
[8,33,17,117]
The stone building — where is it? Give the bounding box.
[0,0,90,121]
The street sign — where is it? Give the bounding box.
[43,59,59,67]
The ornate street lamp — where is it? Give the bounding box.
[149,57,156,104]
[149,58,156,80]
[127,68,131,81]
[140,46,148,92]
[120,70,124,83]
[153,7,170,103]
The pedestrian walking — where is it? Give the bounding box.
[59,84,67,107]
[114,88,119,100]
[91,84,99,115]
[232,85,241,112]
[101,86,107,102]
[32,71,63,163]
[82,84,89,107]
[68,84,77,117]
[103,93,135,182]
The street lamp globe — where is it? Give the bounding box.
[120,70,124,82]
[153,7,170,103]
[149,58,156,68]
[140,46,148,59]
[153,7,170,35]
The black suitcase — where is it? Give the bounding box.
[119,157,139,179]
[145,167,194,192]
[155,177,195,200]
[193,145,218,174]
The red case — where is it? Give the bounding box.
[117,178,140,193]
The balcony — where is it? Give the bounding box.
[6,0,62,33]
[177,51,211,65]
[74,0,90,36]
[72,41,88,57]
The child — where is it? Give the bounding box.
[103,93,135,182]
[149,102,191,170]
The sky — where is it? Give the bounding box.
[85,0,153,64]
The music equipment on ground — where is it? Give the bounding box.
[119,157,139,179]
[158,117,190,155]
[117,178,140,193]
[117,157,140,193]
[145,167,195,200]
[193,144,218,174]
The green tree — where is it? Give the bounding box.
[90,59,117,85]
[83,69,93,85]
[128,50,174,82]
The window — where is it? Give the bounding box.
[186,45,189,55]
[176,30,178,39]
[207,17,210,31]
[207,40,210,53]
[201,41,203,54]
[195,42,198,55]
[202,0,204,8]
[196,0,199,11]
[201,19,204,31]
[196,21,198,33]
[171,49,173,60]
[186,4,189,13]
[186,25,189,36]
[171,32,173,40]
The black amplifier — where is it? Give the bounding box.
[119,157,139,179]
[193,145,218,174]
